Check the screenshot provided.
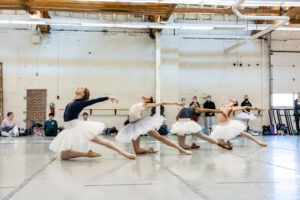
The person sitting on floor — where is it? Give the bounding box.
[44,113,58,136]
[1,112,19,137]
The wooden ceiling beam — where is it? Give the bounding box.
[0,7,171,16]
[284,7,300,24]
[149,15,161,39]
[36,11,50,34]
[0,0,174,17]
[174,7,280,15]
[18,0,34,14]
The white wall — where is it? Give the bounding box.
[0,30,155,128]
[177,38,269,129]
[271,31,300,107]
[0,29,272,131]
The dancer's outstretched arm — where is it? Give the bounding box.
[233,106,265,112]
[195,108,221,113]
[144,102,183,109]
[77,96,119,109]
[195,108,227,118]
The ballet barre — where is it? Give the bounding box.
[59,108,129,116]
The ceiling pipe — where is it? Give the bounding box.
[1,17,299,31]
[224,0,290,53]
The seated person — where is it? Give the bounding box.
[44,113,58,136]
[83,112,89,121]
[1,112,19,137]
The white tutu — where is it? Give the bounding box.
[49,119,105,153]
[116,116,164,142]
[210,120,246,141]
[171,119,202,136]
[236,112,256,120]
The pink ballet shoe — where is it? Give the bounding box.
[149,147,159,153]
[191,143,200,149]
[87,150,102,158]
[218,143,232,150]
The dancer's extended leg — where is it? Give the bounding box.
[148,130,192,155]
[60,150,100,160]
[240,131,267,147]
[193,131,218,145]
[92,136,136,159]
[194,132,231,150]
[131,136,158,154]
[177,135,192,149]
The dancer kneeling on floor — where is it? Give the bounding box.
[116,95,192,155]
[49,87,136,160]
[210,99,267,149]
[171,103,231,150]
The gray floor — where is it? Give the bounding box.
[1,135,300,200]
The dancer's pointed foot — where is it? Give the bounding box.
[121,152,136,159]
[183,145,191,150]
[191,143,200,149]
[226,141,233,150]
[258,141,267,147]
[218,143,232,150]
[87,150,102,158]
[179,148,192,155]
[148,147,159,153]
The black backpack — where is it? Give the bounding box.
[158,125,169,135]
[262,125,272,135]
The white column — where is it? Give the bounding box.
[155,32,161,116]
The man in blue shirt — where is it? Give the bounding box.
[44,113,58,136]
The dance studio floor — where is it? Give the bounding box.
[1,135,300,200]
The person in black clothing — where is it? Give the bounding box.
[151,104,170,135]
[203,95,216,134]
[44,113,58,136]
[49,87,135,160]
[236,95,256,132]
[189,96,201,108]
[151,105,165,117]
[294,92,300,134]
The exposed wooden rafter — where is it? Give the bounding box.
[149,15,160,39]
[174,7,281,15]
[285,7,300,24]
[0,0,175,18]
[35,11,50,34]
[18,0,34,14]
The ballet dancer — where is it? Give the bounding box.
[171,103,231,150]
[210,99,267,149]
[236,95,256,131]
[49,87,136,160]
[116,95,192,155]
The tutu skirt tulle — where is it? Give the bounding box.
[49,119,105,153]
[236,112,256,120]
[116,116,164,142]
[210,120,246,141]
[171,119,202,136]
